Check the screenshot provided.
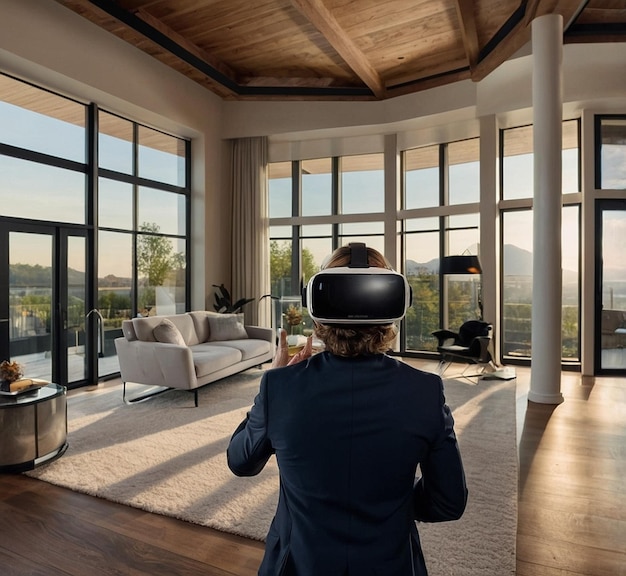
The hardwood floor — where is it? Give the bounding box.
[0,364,624,575]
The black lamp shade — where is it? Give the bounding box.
[440,255,482,275]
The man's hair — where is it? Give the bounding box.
[313,245,398,356]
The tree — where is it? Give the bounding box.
[270,241,319,288]
[137,222,184,286]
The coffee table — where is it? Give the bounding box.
[0,383,68,473]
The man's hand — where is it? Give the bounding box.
[271,329,313,369]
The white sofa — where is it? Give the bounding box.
[114,311,274,406]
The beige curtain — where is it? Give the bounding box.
[230,136,270,327]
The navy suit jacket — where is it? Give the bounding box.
[227,352,467,576]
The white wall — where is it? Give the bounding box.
[222,42,626,161]
[0,0,226,310]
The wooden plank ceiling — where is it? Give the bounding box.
[55,0,626,101]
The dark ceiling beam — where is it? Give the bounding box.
[289,0,386,99]
[132,7,238,85]
[83,0,373,98]
[473,0,588,83]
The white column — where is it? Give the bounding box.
[529,14,564,404]
[479,115,499,357]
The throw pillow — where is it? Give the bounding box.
[208,314,248,341]
[153,319,186,346]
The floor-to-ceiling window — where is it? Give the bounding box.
[401,138,481,354]
[268,154,385,336]
[595,115,626,374]
[97,110,190,379]
[0,73,191,388]
[500,120,581,364]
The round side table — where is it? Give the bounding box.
[0,383,68,473]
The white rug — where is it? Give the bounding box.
[27,368,517,576]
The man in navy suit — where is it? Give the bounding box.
[227,245,467,576]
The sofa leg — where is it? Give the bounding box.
[194,389,198,407]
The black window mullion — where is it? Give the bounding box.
[132,123,139,318]
[332,157,340,249]
[291,161,300,294]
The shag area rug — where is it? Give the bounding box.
[27,367,517,576]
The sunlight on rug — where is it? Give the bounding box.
[27,368,517,576]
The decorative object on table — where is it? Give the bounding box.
[0,360,23,383]
[283,304,304,345]
[284,304,303,334]
[0,360,46,395]
[212,284,254,314]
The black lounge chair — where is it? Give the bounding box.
[432,320,496,379]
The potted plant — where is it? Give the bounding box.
[212,284,254,314]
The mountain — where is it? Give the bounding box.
[406,244,561,277]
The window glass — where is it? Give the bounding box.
[339,222,384,235]
[138,187,186,236]
[502,126,533,200]
[137,234,186,316]
[503,121,580,200]
[98,231,132,372]
[99,111,133,174]
[502,210,533,357]
[0,155,85,223]
[0,74,86,162]
[562,120,580,194]
[341,153,384,214]
[405,217,439,232]
[404,225,440,352]
[562,206,580,360]
[301,225,332,279]
[270,237,295,298]
[138,125,186,186]
[446,214,479,255]
[598,117,626,189]
[270,225,292,239]
[502,211,580,361]
[269,161,292,218]
[445,214,481,326]
[302,158,332,216]
[338,221,384,255]
[404,145,439,209]
[448,138,479,205]
[99,178,133,230]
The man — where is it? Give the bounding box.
[227,245,467,575]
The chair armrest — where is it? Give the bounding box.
[432,329,459,347]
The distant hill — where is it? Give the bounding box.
[406,244,575,278]
[10,264,131,287]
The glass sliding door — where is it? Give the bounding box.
[596,200,626,373]
[0,223,90,388]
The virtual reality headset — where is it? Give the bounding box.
[302,243,412,325]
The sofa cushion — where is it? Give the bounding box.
[153,319,186,346]
[189,343,242,377]
[207,313,248,341]
[188,310,218,343]
[132,314,199,345]
[207,339,271,361]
